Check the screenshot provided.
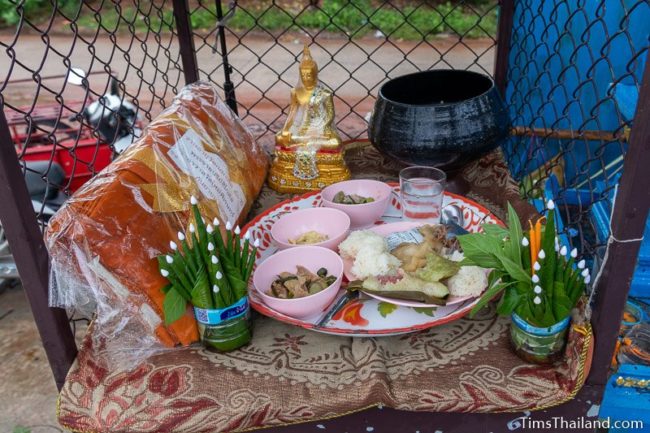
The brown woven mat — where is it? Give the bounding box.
[58,143,591,433]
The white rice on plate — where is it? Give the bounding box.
[339,230,400,278]
[446,265,488,297]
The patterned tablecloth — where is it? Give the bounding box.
[57,143,593,433]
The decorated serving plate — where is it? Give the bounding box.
[341,221,476,307]
[243,186,502,337]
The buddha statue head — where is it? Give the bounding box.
[299,45,318,90]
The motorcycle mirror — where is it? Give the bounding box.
[67,67,87,86]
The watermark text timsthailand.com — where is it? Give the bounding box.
[521,416,644,430]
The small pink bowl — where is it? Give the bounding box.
[321,179,392,228]
[253,246,343,319]
[271,207,350,250]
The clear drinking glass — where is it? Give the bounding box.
[399,166,446,223]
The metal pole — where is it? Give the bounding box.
[493,0,515,97]
[215,0,238,115]
[173,0,200,84]
[588,53,650,386]
[0,108,77,391]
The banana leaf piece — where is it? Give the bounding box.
[415,252,460,282]
[361,275,449,305]
[362,288,448,305]
[220,258,248,301]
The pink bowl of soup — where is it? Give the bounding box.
[253,246,343,319]
[321,179,392,228]
[271,207,350,250]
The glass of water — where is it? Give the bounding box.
[399,166,446,223]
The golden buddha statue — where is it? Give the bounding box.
[268,45,350,193]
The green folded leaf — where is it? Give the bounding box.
[506,203,523,267]
[514,297,534,323]
[487,269,504,287]
[539,211,556,302]
[245,246,257,281]
[552,293,572,321]
[459,257,479,267]
[540,303,557,327]
[481,223,509,239]
[179,238,198,275]
[228,276,248,301]
[567,268,585,303]
[457,233,503,269]
[157,256,191,300]
[163,286,188,325]
[216,258,240,305]
[192,203,208,248]
[496,286,521,315]
[190,266,213,309]
[498,255,531,283]
[469,279,516,317]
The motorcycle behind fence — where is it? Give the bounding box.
[0,68,141,282]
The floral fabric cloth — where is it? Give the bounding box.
[58,143,591,433]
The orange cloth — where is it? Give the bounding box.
[47,82,268,348]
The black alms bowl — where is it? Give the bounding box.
[368,69,510,171]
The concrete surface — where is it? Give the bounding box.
[0,281,79,433]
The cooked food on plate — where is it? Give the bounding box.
[391,225,460,272]
[358,274,449,305]
[332,191,375,204]
[340,224,488,305]
[339,230,400,279]
[414,252,460,283]
[269,266,337,299]
[288,230,329,245]
[446,265,488,298]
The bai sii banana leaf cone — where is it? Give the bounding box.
[158,199,260,326]
[460,200,589,328]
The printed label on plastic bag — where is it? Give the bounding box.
[169,129,246,224]
[385,229,424,251]
[194,296,249,325]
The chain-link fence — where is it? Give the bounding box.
[192,0,500,146]
[502,0,649,263]
[0,0,185,215]
[0,0,502,219]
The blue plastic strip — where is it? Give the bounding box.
[194,297,248,325]
[511,313,570,336]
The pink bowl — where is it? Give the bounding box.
[271,207,350,250]
[253,246,343,319]
[321,179,392,228]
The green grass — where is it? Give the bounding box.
[0,0,497,40]
[219,1,497,39]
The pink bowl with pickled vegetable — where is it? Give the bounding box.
[252,246,343,319]
[321,179,392,228]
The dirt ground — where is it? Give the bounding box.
[0,32,496,432]
[0,282,82,432]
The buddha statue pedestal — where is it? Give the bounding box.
[268,147,350,194]
[268,45,351,194]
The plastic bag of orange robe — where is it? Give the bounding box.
[46,81,269,365]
